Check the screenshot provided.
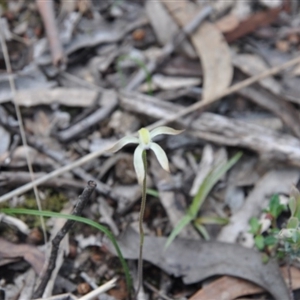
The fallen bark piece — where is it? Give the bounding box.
[120,91,300,168]
[190,113,300,167]
[105,226,289,300]
[0,64,57,104]
[14,88,98,107]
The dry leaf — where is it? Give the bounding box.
[0,238,45,274]
[162,0,233,100]
[224,7,282,42]
[189,266,300,300]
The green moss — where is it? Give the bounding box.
[0,191,68,228]
[0,0,8,11]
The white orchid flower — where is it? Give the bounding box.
[109,126,183,184]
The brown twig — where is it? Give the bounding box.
[33,181,96,299]
[0,171,85,190]
[36,0,65,66]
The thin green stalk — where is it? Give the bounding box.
[117,55,153,95]
[136,150,147,296]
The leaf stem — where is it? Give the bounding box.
[136,150,147,296]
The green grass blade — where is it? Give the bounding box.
[117,55,153,95]
[189,151,242,217]
[1,208,131,291]
[194,222,210,240]
[165,214,193,249]
[166,152,242,248]
[146,188,159,198]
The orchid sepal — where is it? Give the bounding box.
[108,126,183,184]
[108,136,139,153]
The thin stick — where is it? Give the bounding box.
[0,28,48,244]
[144,281,173,300]
[79,277,117,300]
[2,54,300,202]
[33,181,96,298]
[136,151,147,297]
[36,0,65,66]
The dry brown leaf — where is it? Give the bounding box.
[190,21,233,100]
[224,7,282,42]
[162,0,233,101]
[189,266,300,300]
[0,238,45,274]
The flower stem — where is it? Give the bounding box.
[136,150,147,296]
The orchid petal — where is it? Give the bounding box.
[150,126,184,139]
[108,136,139,153]
[150,143,170,172]
[134,145,145,185]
